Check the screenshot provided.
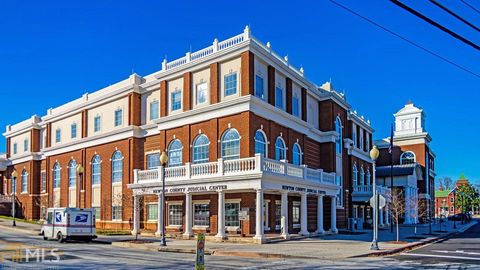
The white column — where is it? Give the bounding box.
[253,189,264,242]
[385,203,390,225]
[317,194,324,234]
[183,192,193,239]
[215,190,226,240]
[280,190,290,239]
[330,196,338,233]
[379,206,384,227]
[155,193,164,237]
[300,192,309,236]
[132,194,140,235]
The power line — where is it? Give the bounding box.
[390,0,480,51]
[329,0,480,79]
[429,0,480,32]
[460,0,480,15]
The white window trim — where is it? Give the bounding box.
[194,82,209,108]
[169,88,183,114]
[292,201,301,228]
[221,71,240,100]
[146,203,158,221]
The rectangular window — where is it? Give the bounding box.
[41,171,46,193]
[292,95,299,117]
[255,75,264,99]
[55,129,61,143]
[23,139,28,152]
[147,204,158,221]
[450,197,454,203]
[168,204,183,226]
[171,90,182,111]
[112,206,122,221]
[94,116,101,132]
[292,202,300,227]
[71,123,77,139]
[196,82,208,105]
[114,109,122,127]
[13,143,17,155]
[224,73,237,97]
[94,207,101,220]
[275,201,281,229]
[194,203,210,227]
[147,153,160,169]
[275,87,283,109]
[150,100,159,120]
[225,202,240,227]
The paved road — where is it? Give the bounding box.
[0,225,479,269]
[394,220,480,267]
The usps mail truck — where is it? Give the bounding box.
[41,208,97,243]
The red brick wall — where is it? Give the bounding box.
[241,51,254,96]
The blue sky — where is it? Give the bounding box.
[0,1,478,184]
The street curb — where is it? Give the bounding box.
[0,223,39,235]
[356,221,479,258]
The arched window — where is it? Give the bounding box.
[360,166,365,186]
[68,160,77,188]
[111,151,123,183]
[275,137,286,161]
[352,164,358,186]
[292,143,302,165]
[400,151,416,165]
[21,170,28,193]
[168,139,183,167]
[366,169,371,186]
[192,134,209,164]
[53,163,61,188]
[91,155,101,185]
[254,130,267,158]
[335,117,343,155]
[221,129,240,160]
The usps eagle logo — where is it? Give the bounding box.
[75,214,88,223]
[55,213,62,222]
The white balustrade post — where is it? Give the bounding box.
[186,52,191,63]
[183,192,193,239]
[319,169,324,183]
[330,196,338,233]
[243,25,251,39]
[133,169,139,184]
[213,38,219,52]
[254,153,262,173]
[281,190,290,239]
[218,158,224,176]
[162,59,167,71]
[185,163,191,179]
[317,194,325,234]
[253,189,264,243]
[132,194,139,236]
[300,192,309,236]
[216,190,226,240]
[302,165,307,180]
[156,193,163,237]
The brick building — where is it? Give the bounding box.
[375,102,436,224]
[434,174,469,218]
[0,27,374,242]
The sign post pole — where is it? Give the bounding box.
[195,233,205,270]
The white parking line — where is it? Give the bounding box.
[432,250,480,256]
[401,253,480,261]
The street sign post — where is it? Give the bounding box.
[195,233,205,270]
[370,194,386,209]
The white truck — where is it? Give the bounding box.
[41,208,97,243]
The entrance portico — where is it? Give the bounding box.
[128,154,340,243]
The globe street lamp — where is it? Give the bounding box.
[76,164,84,208]
[11,170,17,227]
[370,145,380,250]
[159,151,169,246]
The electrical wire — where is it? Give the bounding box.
[329,0,480,79]
[429,0,480,32]
[460,0,480,15]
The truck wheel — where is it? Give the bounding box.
[57,232,64,243]
[43,235,48,241]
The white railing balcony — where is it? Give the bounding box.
[133,154,337,187]
[0,194,12,203]
[352,185,390,197]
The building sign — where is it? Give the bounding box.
[153,185,228,194]
[195,233,205,270]
[281,185,326,195]
[239,208,249,221]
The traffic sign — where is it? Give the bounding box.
[370,194,386,209]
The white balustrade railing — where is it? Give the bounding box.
[352,185,390,196]
[218,33,245,50]
[134,155,338,187]
[0,194,12,202]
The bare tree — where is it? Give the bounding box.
[388,188,405,242]
[443,177,453,191]
[407,198,427,236]
[112,190,146,241]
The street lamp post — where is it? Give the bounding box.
[11,170,17,227]
[453,189,457,229]
[159,151,169,247]
[76,164,84,208]
[370,145,380,250]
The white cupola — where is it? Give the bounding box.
[393,101,426,137]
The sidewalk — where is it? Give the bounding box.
[0,217,476,259]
